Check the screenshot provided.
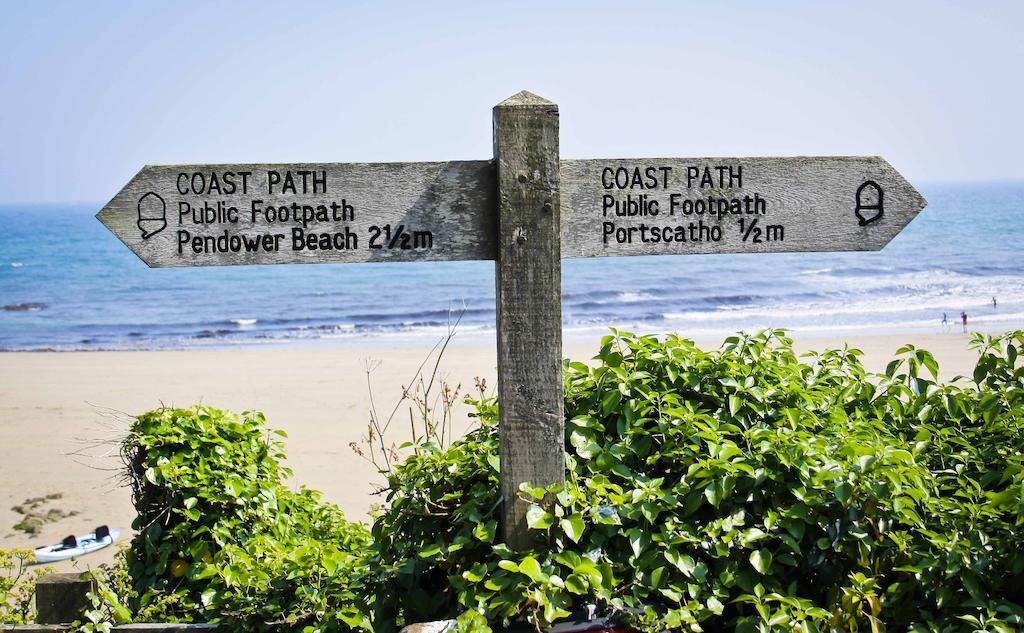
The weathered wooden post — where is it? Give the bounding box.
[35,572,92,625]
[492,91,565,549]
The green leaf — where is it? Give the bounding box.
[728,394,742,416]
[463,562,488,582]
[497,559,519,572]
[750,549,772,574]
[474,520,496,543]
[704,482,721,507]
[835,481,853,504]
[628,528,649,558]
[649,565,666,589]
[707,595,724,614]
[417,544,442,560]
[200,588,218,608]
[526,505,554,530]
[740,527,767,546]
[560,514,585,543]
[665,549,696,576]
[518,556,546,583]
[778,534,801,554]
[486,453,501,472]
[564,573,588,594]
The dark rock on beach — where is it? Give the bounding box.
[2,302,47,312]
[11,493,77,535]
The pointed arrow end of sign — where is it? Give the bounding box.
[95,203,121,242]
[94,169,161,269]
[863,157,928,251]
[879,157,928,212]
[908,183,928,214]
[94,205,112,228]
[496,90,556,108]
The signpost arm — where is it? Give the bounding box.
[493,91,565,549]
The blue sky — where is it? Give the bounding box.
[1,1,1021,204]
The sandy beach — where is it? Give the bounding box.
[0,331,989,571]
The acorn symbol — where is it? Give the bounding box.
[137,192,167,239]
[854,181,884,226]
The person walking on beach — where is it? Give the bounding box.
[942,312,949,330]
[992,296,997,309]
[961,310,968,333]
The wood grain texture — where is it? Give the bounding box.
[96,161,496,267]
[493,91,565,550]
[559,156,926,258]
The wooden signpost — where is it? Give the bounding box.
[97,90,927,549]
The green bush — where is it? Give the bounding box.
[371,330,1024,632]
[91,330,1023,632]
[119,406,373,631]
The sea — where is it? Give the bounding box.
[0,182,1021,351]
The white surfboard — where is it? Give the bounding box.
[34,526,120,563]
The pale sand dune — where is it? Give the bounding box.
[0,331,989,572]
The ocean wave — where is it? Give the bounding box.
[662,294,1023,324]
[800,270,1018,294]
[615,291,654,302]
